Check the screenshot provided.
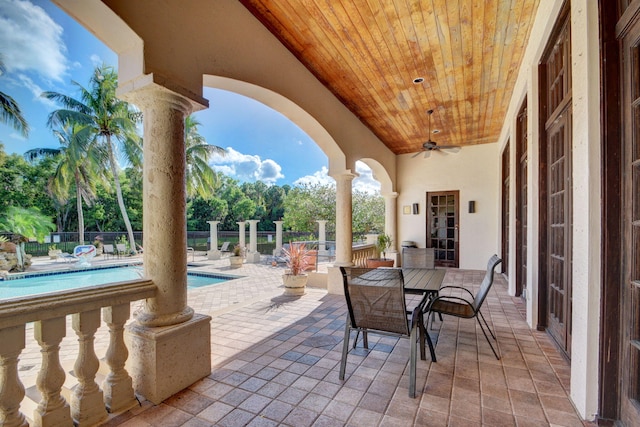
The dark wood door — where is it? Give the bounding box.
[501,142,510,276]
[540,10,572,356]
[619,8,640,424]
[426,191,459,268]
[516,100,527,298]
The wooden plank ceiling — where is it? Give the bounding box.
[239,0,539,155]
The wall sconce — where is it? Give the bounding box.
[412,203,419,215]
[469,201,476,213]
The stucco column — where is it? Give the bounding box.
[207,221,221,260]
[246,220,261,263]
[274,221,284,255]
[332,172,356,266]
[129,85,194,327]
[237,221,246,251]
[316,220,328,255]
[118,77,211,404]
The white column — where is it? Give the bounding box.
[274,221,284,255]
[207,220,221,260]
[383,192,399,265]
[119,77,211,404]
[316,220,328,256]
[332,172,356,266]
[237,221,246,251]
[246,220,261,263]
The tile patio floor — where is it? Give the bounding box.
[16,255,594,426]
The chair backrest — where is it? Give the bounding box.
[104,244,114,253]
[340,267,409,335]
[116,243,126,253]
[472,254,503,311]
[402,247,435,269]
[220,241,230,251]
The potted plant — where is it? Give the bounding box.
[366,233,394,268]
[48,244,62,260]
[282,242,309,296]
[229,244,244,268]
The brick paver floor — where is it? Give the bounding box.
[15,254,593,426]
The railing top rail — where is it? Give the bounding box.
[0,279,156,329]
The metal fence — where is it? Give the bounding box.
[14,230,342,257]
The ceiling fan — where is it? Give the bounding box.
[412,109,461,158]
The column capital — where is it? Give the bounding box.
[329,170,358,182]
[207,220,220,226]
[247,220,260,225]
[117,73,208,115]
[316,220,328,225]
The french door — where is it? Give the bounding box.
[426,191,459,268]
[619,5,640,423]
[516,100,527,298]
[501,142,510,275]
[540,8,572,356]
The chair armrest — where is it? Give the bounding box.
[409,305,422,330]
[438,285,475,300]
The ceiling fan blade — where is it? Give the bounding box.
[411,151,422,158]
[423,150,431,158]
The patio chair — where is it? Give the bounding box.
[103,244,116,259]
[116,243,127,257]
[425,254,503,359]
[219,241,231,252]
[402,247,435,269]
[339,267,434,398]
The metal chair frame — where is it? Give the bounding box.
[425,254,503,359]
[339,267,433,398]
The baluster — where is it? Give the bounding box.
[33,317,72,426]
[102,303,137,412]
[0,325,28,427]
[71,310,107,426]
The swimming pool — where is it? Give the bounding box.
[0,266,235,301]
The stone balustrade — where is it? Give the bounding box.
[0,279,156,426]
[351,244,376,267]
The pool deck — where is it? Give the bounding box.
[12,253,593,426]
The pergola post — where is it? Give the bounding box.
[246,220,261,263]
[274,221,284,255]
[207,220,221,260]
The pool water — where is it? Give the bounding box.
[0,266,233,301]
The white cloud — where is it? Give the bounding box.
[90,54,102,67]
[211,147,285,184]
[0,0,68,82]
[293,162,381,194]
[353,162,381,194]
[293,166,334,187]
[17,74,57,109]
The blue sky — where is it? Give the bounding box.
[0,0,379,192]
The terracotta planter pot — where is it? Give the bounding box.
[366,258,394,268]
[229,256,244,268]
[282,273,308,296]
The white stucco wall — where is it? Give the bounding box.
[495,0,602,419]
[396,143,500,270]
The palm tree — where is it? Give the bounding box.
[0,55,29,137]
[42,65,142,253]
[26,122,107,245]
[185,115,226,199]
